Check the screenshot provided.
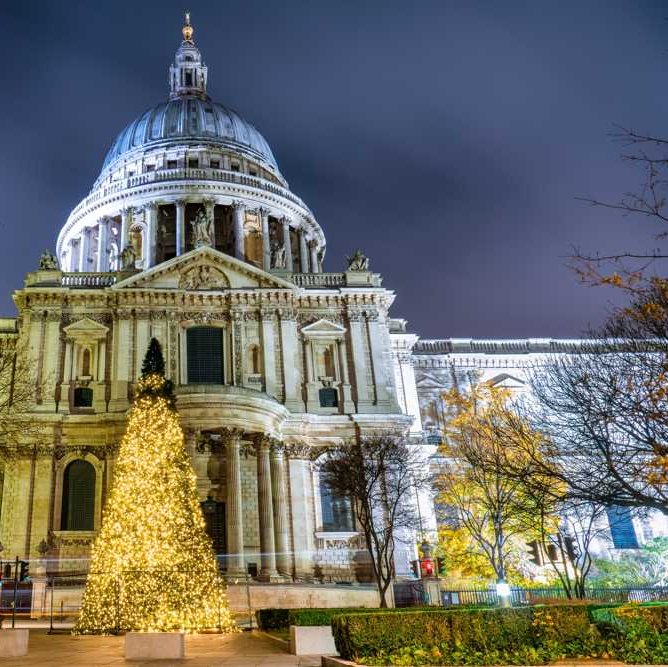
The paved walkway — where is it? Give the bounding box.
[0,630,320,667]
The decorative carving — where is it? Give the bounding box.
[190,207,214,248]
[346,249,370,272]
[179,265,229,290]
[232,200,246,211]
[38,250,59,270]
[120,244,137,270]
[270,241,286,269]
[285,442,311,459]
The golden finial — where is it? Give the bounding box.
[182,11,194,42]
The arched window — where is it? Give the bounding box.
[81,348,91,377]
[61,460,95,531]
[319,478,354,532]
[248,344,261,374]
[187,327,224,384]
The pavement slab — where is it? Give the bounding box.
[0,630,320,667]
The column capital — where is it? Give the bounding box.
[120,206,134,216]
[285,442,311,460]
[143,201,159,213]
[258,206,271,219]
[174,198,187,207]
[280,216,291,227]
[232,199,246,211]
[261,307,277,321]
[307,238,318,249]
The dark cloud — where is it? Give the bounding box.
[0,1,667,337]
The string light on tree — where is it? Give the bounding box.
[73,338,235,634]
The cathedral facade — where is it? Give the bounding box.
[0,17,665,588]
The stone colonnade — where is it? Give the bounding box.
[66,199,321,274]
[218,430,311,581]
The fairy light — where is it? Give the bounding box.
[73,370,235,634]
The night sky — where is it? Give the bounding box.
[1,1,667,338]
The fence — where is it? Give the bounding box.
[440,586,668,607]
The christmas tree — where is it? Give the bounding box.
[74,338,235,634]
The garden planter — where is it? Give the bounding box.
[290,625,337,656]
[0,628,29,657]
[124,631,185,660]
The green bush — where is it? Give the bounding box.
[332,602,668,665]
[255,608,290,630]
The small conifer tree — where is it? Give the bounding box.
[73,339,235,634]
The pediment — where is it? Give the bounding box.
[63,317,109,338]
[415,372,451,390]
[301,319,347,338]
[486,373,526,388]
[112,246,295,291]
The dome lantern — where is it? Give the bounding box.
[169,12,208,100]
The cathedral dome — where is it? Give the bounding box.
[101,97,278,176]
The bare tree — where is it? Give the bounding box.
[0,335,44,454]
[318,434,432,608]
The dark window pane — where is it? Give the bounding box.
[320,478,354,532]
[187,327,224,384]
[61,460,95,531]
[319,387,338,407]
[607,506,639,549]
[73,387,93,407]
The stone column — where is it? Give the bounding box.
[204,198,216,248]
[69,238,79,272]
[97,218,109,272]
[287,443,316,580]
[232,200,246,260]
[270,443,291,576]
[281,217,293,272]
[120,207,132,250]
[225,431,245,575]
[144,202,158,268]
[256,438,278,580]
[175,200,186,256]
[78,228,91,272]
[260,308,277,398]
[299,228,309,273]
[309,240,319,274]
[260,208,271,271]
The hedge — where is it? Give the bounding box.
[256,606,444,630]
[331,603,668,665]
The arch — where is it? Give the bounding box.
[60,460,96,531]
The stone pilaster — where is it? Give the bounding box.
[336,338,353,413]
[348,308,373,411]
[279,309,303,412]
[256,438,278,580]
[270,442,291,576]
[286,443,315,580]
[78,227,91,272]
[225,430,245,575]
[175,200,185,256]
[261,308,277,399]
[233,200,245,260]
[281,217,293,272]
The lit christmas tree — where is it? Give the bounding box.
[74,338,235,634]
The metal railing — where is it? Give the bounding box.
[440,586,668,607]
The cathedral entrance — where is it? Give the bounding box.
[200,496,226,566]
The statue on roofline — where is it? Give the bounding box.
[346,249,369,272]
[39,250,59,270]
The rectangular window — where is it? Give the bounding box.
[230,163,240,172]
[210,160,220,169]
[188,158,199,169]
[145,164,155,172]
[249,168,257,177]
[185,71,193,86]
[167,159,177,169]
[187,327,224,384]
[607,506,639,549]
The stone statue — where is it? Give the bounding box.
[179,264,229,290]
[38,250,59,270]
[346,249,369,272]
[190,208,214,248]
[271,240,286,269]
[120,244,137,271]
